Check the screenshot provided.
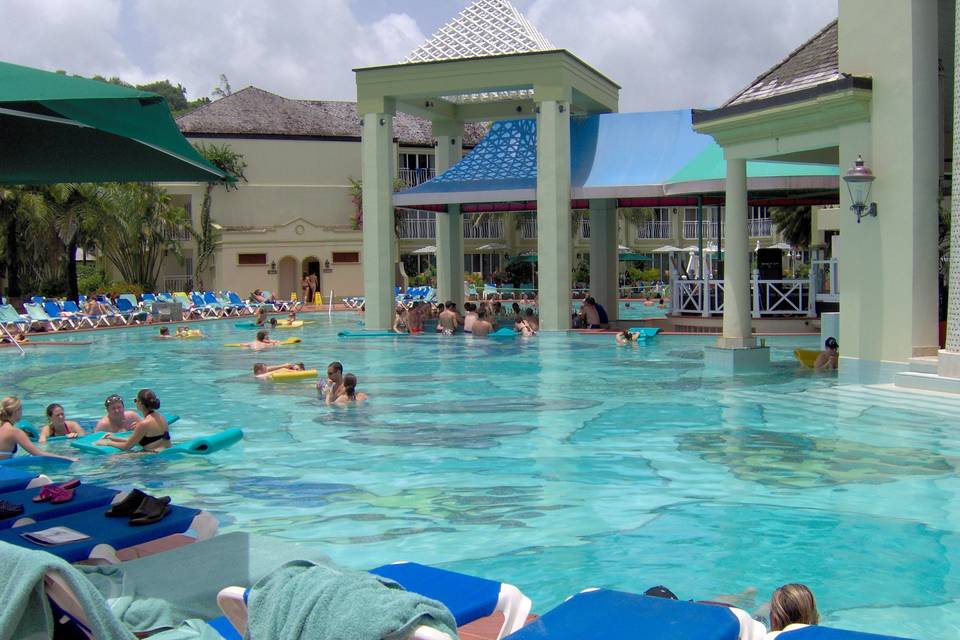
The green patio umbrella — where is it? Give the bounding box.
[0,61,228,184]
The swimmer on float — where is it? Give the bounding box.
[97,389,171,452]
[253,362,306,378]
[0,397,78,461]
[39,403,86,442]
[95,394,140,433]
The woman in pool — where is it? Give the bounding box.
[39,403,86,443]
[254,305,269,326]
[616,329,640,345]
[766,583,819,638]
[97,389,171,452]
[0,397,78,461]
[327,373,367,405]
[253,362,306,378]
[95,394,141,433]
[393,307,409,334]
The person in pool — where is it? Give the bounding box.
[158,327,173,339]
[39,403,86,443]
[616,329,641,345]
[254,305,269,326]
[328,373,367,405]
[97,389,171,452]
[815,337,839,371]
[393,306,409,334]
[766,584,820,638]
[253,362,306,378]
[0,397,78,461]
[95,394,141,433]
[317,361,344,399]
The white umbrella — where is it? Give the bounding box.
[618,244,631,254]
[411,245,436,255]
[768,241,792,251]
[702,243,719,254]
[680,245,701,253]
[652,245,682,253]
[476,242,507,251]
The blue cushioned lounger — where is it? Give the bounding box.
[0,484,119,530]
[780,627,913,639]
[0,502,205,563]
[0,467,48,492]
[504,589,741,640]
[371,562,501,627]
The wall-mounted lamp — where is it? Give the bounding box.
[534,106,541,114]
[558,104,566,113]
[424,100,434,109]
[842,155,877,223]
[379,117,386,126]
[324,259,331,269]
[515,105,523,113]
[269,260,276,271]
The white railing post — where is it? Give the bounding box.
[807,269,817,317]
[702,272,711,317]
[751,269,761,319]
[670,268,679,315]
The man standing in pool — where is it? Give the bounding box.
[318,361,345,400]
[95,394,140,433]
[437,301,459,335]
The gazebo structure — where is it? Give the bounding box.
[354,0,619,331]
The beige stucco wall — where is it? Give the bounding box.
[838,0,941,361]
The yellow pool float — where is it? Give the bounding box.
[177,329,204,338]
[275,320,304,329]
[266,368,318,382]
[224,337,302,347]
[794,348,822,368]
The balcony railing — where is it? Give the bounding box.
[167,227,193,242]
[748,218,773,237]
[519,218,537,239]
[163,275,193,293]
[683,221,721,239]
[398,167,435,188]
[463,218,503,239]
[397,216,436,239]
[636,220,672,239]
[580,217,591,239]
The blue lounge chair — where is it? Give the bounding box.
[190,292,222,318]
[0,303,29,332]
[0,497,218,563]
[60,300,98,328]
[0,467,50,492]
[218,560,531,640]
[0,484,119,529]
[502,589,759,640]
[24,302,72,331]
[777,628,913,639]
[41,301,78,329]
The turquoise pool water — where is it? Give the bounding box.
[3,315,958,638]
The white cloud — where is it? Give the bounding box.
[0,0,837,109]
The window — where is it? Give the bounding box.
[464,253,501,275]
[332,252,360,264]
[238,253,267,265]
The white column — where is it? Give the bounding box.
[946,1,960,354]
[717,158,755,348]
[360,109,395,329]
[588,199,618,321]
[536,99,572,331]
[434,120,465,305]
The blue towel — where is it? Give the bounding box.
[248,559,459,640]
[0,543,131,640]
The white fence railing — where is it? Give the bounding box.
[670,269,816,317]
[463,218,503,239]
[636,220,672,239]
[681,219,773,239]
[162,275,193,293]
[397,216,436,239]
[519,218,538,239]
[683,221,721,239]
[398,167,435,188]
[748,218,773,237]
[580,217,591,239]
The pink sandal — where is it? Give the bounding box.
[32,479,81,503]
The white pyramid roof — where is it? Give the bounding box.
[404,0,555,64]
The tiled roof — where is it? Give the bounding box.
[724,20,840,107]
[177,86,487,145]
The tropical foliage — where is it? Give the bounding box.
[348,176,407,231]
[193,143,247,289]
[769,206,811,248]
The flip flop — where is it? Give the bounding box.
[50,487,76,504]
[129,495,172,526]
[32,479,81,503]
[0,500,24,519]
[105,488,148,517]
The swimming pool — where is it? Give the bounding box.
[3,315,957,638]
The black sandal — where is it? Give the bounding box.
[0,500,24,520]
[128,495,171,526]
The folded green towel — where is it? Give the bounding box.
[0,543,133,640]
[248,559,459,640]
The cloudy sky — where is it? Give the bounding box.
[1,0,837,112]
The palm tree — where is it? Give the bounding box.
[769,205,811,248]
[94,183,192,290]
[193,143,247,289]
[0,187,23,298]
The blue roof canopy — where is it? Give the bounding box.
[394,110,837,207]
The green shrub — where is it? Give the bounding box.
[96,282,144,297]
[77,264,109,295]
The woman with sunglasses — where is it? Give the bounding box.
[94,394,141,433]
[97,389,171,452]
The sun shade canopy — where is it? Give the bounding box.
[395,109,838,207]
[0,61,229,184]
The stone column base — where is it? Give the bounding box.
[704,345,770,373]
[715,336,757,349]
[937,350,960,379]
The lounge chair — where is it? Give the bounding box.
[207,291,241,316]
[0,494,218,563]
[113,297,149,324]
[226,291,256,315]
[173,292,204,319]
[218,560,531,640]
[501,589,765,640]
[0,484,119,530]
[23,302,72,331]
[40,300,78,329]
[60,300,98,328]
[0,303,30,333]
[0,467,51,492]
[188,292,221,318]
